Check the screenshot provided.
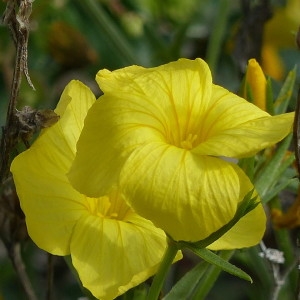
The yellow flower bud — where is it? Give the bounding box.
[245,58,267,111]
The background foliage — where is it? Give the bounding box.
[0,0,300,299]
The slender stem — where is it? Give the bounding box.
[205,0,230,77]
[147,238,178,300]
[6,242,38,300]
[191,250,234,299]
[46,253,54,300]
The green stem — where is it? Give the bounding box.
[147,238,179,300]
[191,250,234,299]
[205,0,230,77]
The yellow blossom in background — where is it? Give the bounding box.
[244,58,267,111]
[69,58,294,246]
[262,0,300,80]
[261,44,285,82]
[11,81,180,300]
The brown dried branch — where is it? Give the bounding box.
[7,243,38,300]
[0,0,59,182]
[0,176,37,300]
[0,0,35,181]
[0,2,59,299]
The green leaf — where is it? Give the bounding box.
[182,248,252,282]
[254,134,294,203]
[163,260,210,300]
[266,77,274,115]
[123,284,148,300]
[238,156,255,181]
[205,0,231,76]
[263,177,298,203]
[189,250,235,299]
[274,66,297,114]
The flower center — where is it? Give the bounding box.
[86,189,131,220]
[180,133,198,150]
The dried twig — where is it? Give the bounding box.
[6,243,38,300]
[0,176,37,300]
[0,2,58,299]
[0,0,35,182]
[0,0,59,182]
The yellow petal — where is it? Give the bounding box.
[208,203,266,250]
[11,80,96,255]
[69,58,214,197]
[192,85,294,157]
[119,142,265,243]
[11,80,181,299]
[69,58,293,200]
[261,44,285,81]
[71,214,175,300]
[207,167,266,250]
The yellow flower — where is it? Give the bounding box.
[244,58,267,111]
[11,81,178,300]
[69,58,294,246]
[262,0,300,80]
[261,44,285,82]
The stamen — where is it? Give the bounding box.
[180,133,198,150]
[88,197,119,219]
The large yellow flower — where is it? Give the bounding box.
[11,81,177,300]
[69,58,294,245]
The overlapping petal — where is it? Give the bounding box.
[68,58,292,244]
[11,80,176,299]
[11,80,95,254]
[69,58,293,198]
[71,213,168,300]
[207,166,266,250]
[69,58,213,197]
[192,85,294,157]
[119,142,266,244]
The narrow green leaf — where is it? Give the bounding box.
[254,134,294,202]
[163,261,210,300]
[205,0,231,76]
[263,177,298,203]
[132,288,148,300]
[183,248,252,282]
[238,156,255,181]
[266,77,274,115]
[189,250,235,299]
[274,66,297,114]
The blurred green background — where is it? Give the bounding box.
[1,0,300,299]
